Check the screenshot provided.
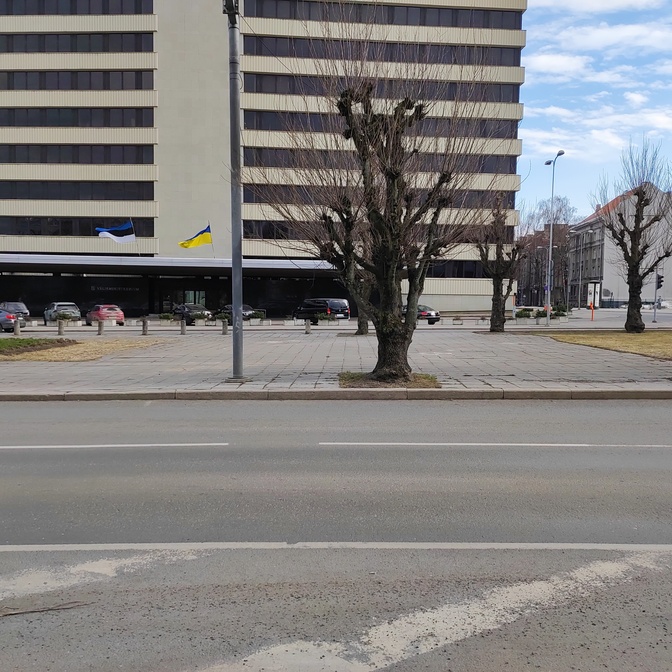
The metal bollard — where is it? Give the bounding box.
[180,319,187,335]
[304,319,311,334]
[222,320,229,335]
[13,320,21,336]
[97,320,104,336]
[57,319,65,336]
[141,318,149,335]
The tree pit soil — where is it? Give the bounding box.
[339,372,441,388]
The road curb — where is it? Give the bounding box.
[2,388,672,401]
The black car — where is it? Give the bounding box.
[220,304,256,320]
[293,298,350,325]
[172,303,213,325]
[403,304,441,325]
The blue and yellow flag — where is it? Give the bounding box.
[179,225,213,249]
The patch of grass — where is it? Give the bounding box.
[0,338,76,356]
[339,371,441,388]
[0,338,161,362]
[545,330,672,360]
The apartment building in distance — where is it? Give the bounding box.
[0,0,526,316]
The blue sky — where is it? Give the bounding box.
[518,0,672,220]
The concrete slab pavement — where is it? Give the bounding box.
[2,319,672,400]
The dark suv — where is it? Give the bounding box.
[293,298,350,325]
[172,303,213,325]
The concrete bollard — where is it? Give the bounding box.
[222,320,229,335]
[97,320,104,336]
[13,320,21,336]
[141,318,149,336]
[180,319,187,335]
[304,319,311,334]
[57,319,65,336]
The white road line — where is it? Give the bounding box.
[0,442,229,451]
[320,441,672,448]
[202,551,672,672]
[2,542,672,553]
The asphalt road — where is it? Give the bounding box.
[1,400,671,672]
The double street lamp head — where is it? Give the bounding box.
[545,150,565,166]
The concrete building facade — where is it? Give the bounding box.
[0,0,526,316]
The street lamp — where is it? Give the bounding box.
[544,150,565,326]
[223,0,246,380]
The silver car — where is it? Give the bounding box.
[0,301,30,319]
[44,302,81,325]
[0,308,27,333]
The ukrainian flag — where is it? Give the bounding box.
[179,225,213,249]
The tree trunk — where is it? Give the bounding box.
[625,272,645,333]
[490,275,506,332]
[355,311,369,335]
[372,316,413,381]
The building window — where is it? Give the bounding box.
[244,1,522,30]
[0,216,154,236]
[0,71,153,90]
[0,0,153,13]
[0,181,154,199]
[242,36,520,68]
[243,73,519,103]
[0,33,154,53]
[0,145,154,164]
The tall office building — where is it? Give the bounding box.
[0,0,525,315]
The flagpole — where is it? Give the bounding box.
[208,221,216,259]
[131,218,141,257]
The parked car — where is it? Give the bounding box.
[0,308,26,333]
[293,298,350,325]
[403,304,441,325]
[172,303,213,325]
[0,301,30,319]
[43,302,81,324]
[220,304,256,320]
[86,304,125,326]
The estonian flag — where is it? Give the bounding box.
[96,220,136,243]
[179,225,213,249]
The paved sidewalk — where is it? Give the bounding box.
[2,322,672,400]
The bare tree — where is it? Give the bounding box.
[244,4,514,380]
[475,193,526,331]
[595,140,672,333]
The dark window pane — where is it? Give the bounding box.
[91,145,104,162]
[108,33,122,51]
[91,108,104,125]
[90,71,104,88]
[60,145,73,162]
[141,33,152,51]
[0,72,7,89]
[77,71,90,89]
[90,0,103,12]
[108,0,122,13]
[44,34,59,50]
[27,71,40,88]
[58,34,70,51]
[79,145,92,163]
[110,108,123,125]
[110,145,123,163]
[141,70,152,89]
[45,145,59,162]
[109,71,122,89]
[122,70,135,88]
[13,72,27,89]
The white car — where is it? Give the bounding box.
[44,302,81,324]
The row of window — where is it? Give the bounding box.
[0,33,153,53]
[0,180,153,199]
[244,1,522,30]
[244,74,519,103]
[0,215,153,236]
[0,107,154,127]
[0,0,152,14]
[243,184,515,209]
[243,36,520,68]
[0,70,153,90]
[243,147,516,175]
[0,144,153,164]
[243,220,302,241]
[426,260,487,279]
[243,110,518,140]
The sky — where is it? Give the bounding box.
[518,0,672,221]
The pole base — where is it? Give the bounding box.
[225,376,251,384]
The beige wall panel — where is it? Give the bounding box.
[153,0,231,259]
[0,235,158,255]
[0,90,158,107]
[240,94,523,121]
[244,20,526,48]
[0,53,157,71]
[0,15,158,33]
[241,131,521,157]
[241,56,523,85]
[0,164,157,181]
[0,200,157,217]
[0,128,157,144]
[242,239,316,258]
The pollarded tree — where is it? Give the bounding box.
[595,140,672,333]
[245,4,515,381]
[475,193,526,332]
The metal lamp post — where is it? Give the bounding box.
[544,150,564,326]
[223,0,245,380]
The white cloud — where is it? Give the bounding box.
[524,53,592,76]
[624,92,648,107]
[552,22,672,56]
